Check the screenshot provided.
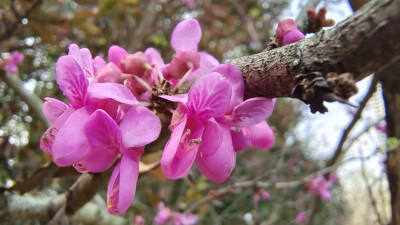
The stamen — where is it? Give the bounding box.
[139,101,152,107]
[133,75,153,92]
[121,73,133,79]
[151,68,160,86]
[154,64,165,82]
[174,63,194,92]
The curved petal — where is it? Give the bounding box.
[42,97,68,123]
[79,48,94,78]
[52,106,94,166]
[195,119,235,183]
[211,64,244,112]
[145,47,165,67]
[108,45,128,68]
[87,83,138,105]
[243,121,275,149]
[230,128,251,152]
[227,97,274,127]
[40,107,75,155]
[68,44,82,65]
[161,117,200,179]
[56,55,89,109]
[171,19,202,52]
[107,149,141,215]
[198,118,222,157]
[187,72,231,121]
[159,94,188,105]
[188,52,220,80]
[120,105,161,148]
[82,109,121,172]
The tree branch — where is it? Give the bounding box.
[230,0,400,100]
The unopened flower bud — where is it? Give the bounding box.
[166,51,200,79]
[120,52,150,76]
[276,19,305,46]
[96,62,122,83]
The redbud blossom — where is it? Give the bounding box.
[296,211,307,224]
[276,19,305,46]
[4,51,24,74]
[120,52,150,76]
[134,215,145,225]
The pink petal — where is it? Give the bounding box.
[120,105,161,148]
[230,128,251,152]
[108,45,128,68]
[68,44,82,64]
[56,55,89,109]
[188,52,219,80]
[107,148,142,214]
[87,83,138,105]
[79,48,94,78]
[282,30,305,46]
[198,118,222,157]
[81,109,121,172]
[211,64,244,112]
[96,62,122,83]
[93,56,107,73]
[145,47,165,67]
[52,106,95,166]
[40,107,75,155]
[243,121,275,149]
[171,19,202,52]
[195,119,236,182]
[161,117,200,179]
[319,189,332,200]
[42,97,68,123]
[227,97,274,127]
[159,94,188,105]
[187,72,231,121]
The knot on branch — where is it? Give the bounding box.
[264,35,279,51]
[291,72,358,113]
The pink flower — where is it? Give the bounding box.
[307,174,338,200]
[260,189,271,200]
[154,202,173,224]
[134,215,145,225]
[4,51,24,74]
[276,19,305,46]
[161,64,274,182]
[154,202,198,225]
[253,194,260,202]
[296,211,307,224]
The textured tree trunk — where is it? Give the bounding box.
[381,61,400,224]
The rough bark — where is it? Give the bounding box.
[230,0,400,99]
[381,60,400,225]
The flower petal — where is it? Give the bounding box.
[188,52,219,80]
[211,64,244,112]
[230,128,251,152]
[108,45,128,68]
[107,148,142,214]
[171,19,202,52]
[52,106,94,166]
[56,55,89,109]
[198,118,222,157]
[81,109,121,172]
[87,83,138,105]
[145,47,165,67]
[120,105,161,148]
[40,107,75,155]
[228,97,274,127]
[243,121,275,149]
[42,97,69,123]
[161,116,200,179]
[195,119,236,182]
[187,72,231,121]
[79,48,94,78]
[159,94,188,105]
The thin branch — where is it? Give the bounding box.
[0,0,42,45]
[359,147,385,225]
[0,70,50,126]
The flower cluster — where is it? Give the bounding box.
[154,202,198,225]
[3,51,24,74]
[41,18,275,215]
[307,173,338,200]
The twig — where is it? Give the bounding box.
[0,70,50,126]
[295,0,322,34]
[359,147,385,225]
[0,0,42,44]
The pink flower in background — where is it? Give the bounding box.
[276,19,305,46]
[183,0,196,9]
[307,174,338,200]
[4,51,24,74]
[296,211,307,224]
[154,202,198,225]
[253,189,271,202]
[253,193,260,202]
[134,215,145,225]
[260,189,271,200]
